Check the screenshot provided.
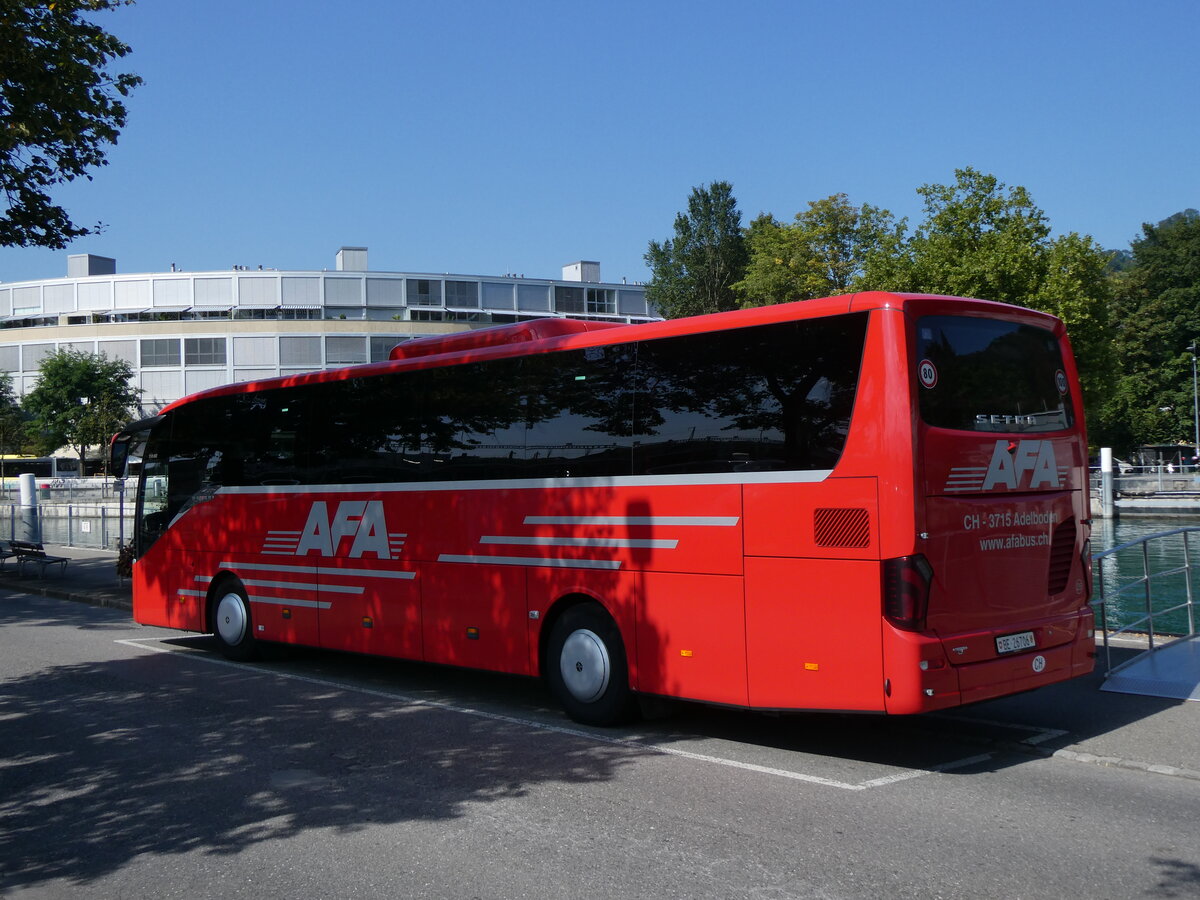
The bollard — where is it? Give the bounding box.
[1100,448,1115,519]
[17,472,42,542]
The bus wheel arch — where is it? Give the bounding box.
[541,594,636,726]
[207,574,258,662]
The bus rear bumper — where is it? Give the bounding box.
[883,614,1095,714]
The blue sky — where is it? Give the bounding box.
[1,0,1196,285]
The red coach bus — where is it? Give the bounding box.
[112,292,1095,725]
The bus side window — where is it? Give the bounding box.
[422,358,532,481]
[237,391,307,485]
[523,346,635,479]
[308,377,425,484]
[633,314,868,475]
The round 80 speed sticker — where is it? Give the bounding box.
[918,359,938,389]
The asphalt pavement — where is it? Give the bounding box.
[3,544,1198,783]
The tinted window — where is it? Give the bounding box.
[633,314,868,474]
[168,389,310,490]
[523,346,635,479]
[917,316,1073,433]
[422,358,532,481]
[307,377,424,484]
[307,357,534,484]
[153,312,867,496]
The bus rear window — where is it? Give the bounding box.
[916,315,1073,433]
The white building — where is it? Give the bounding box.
[0,248,655,413]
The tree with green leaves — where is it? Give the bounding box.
[861,168,1052,303]
[22,349,140,471]
[859,168,1113,430]
[735,194,901,306]
[0,371,27,478]
[1099,210,1200,452]
[645,181,748,319]
[0,0,142,248]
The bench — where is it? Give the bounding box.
[8,540,69,577]
[0,541,16,572]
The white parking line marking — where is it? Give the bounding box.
[114,637,993,790]
[936,713,1069,746]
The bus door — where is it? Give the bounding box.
[112,415,201,629]
[111,416,165,560]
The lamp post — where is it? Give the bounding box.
[1190,343,1199,469]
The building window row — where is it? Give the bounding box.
[553,287,616,315]
[133,335,410,369]
[186,337,227,365]
[1,277,646,322]
[140,338,228,367]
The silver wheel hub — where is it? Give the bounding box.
[559,628,611,703]
[215,592,247,645]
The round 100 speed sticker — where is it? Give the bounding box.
[918,359,938,389]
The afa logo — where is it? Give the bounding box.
[982,440,1061,490]
[296,500,397,559]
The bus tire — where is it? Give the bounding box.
[546,603,636,726]
[210,578,258,662]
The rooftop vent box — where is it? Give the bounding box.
[67,254,116,277]
[562,261,601,283]
[336,247,368,271]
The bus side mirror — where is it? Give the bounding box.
[110,415,164,479]
[110,435,130,478]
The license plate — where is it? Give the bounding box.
[996,631,1036,654]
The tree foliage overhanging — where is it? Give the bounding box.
[0,0,142,248]
[646,170,1197,454]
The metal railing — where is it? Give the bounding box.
[0,504,133,551]
[0,477,135,552]
[1091,527,1200,676]
[0,476,129,504]
[1089,466,1200,495]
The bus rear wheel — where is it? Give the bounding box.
[546,603,636,726]
[210,578,258,662]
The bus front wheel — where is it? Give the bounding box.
[546,603,636,726]
[210,578,258,662]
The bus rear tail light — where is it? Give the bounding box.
[883,554,934,632]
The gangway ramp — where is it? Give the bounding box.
[1091,526,1200,701]
[1100,635,1200,701]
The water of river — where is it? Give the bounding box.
[1091,515,1200,635]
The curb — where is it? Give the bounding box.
[0,578,132,612]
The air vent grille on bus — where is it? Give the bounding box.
[1047,517,1077,595]
[814,508,871,548]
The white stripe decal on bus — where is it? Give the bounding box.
[219,561,416,580]
[522,515,739,527]
[245,579,364,594]
[217,469,834,495]
[438,554,622,570]
[480,535,679,549]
